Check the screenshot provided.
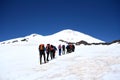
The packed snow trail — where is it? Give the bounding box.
[0,44,120,80]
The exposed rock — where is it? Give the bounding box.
[59,39,120,46]
[12,40,18,43]
[21,38,29,42]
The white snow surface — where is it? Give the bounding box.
[0,29,120,80]
[45,29,104,43]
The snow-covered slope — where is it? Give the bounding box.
[30,29,104,45]
[0,29,104,46]
[0,29,120,80]
[0,43,120,80]
[37,29,104,46]
[46,29,103,43]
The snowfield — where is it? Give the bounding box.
[0,43,120,80]
[0,29,120,80]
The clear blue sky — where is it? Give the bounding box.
[0,0,120,42]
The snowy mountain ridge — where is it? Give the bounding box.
[0,29,104,45]
[0,29,120,80]
[45,29,103,43]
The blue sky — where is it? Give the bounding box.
[0,0,120,42]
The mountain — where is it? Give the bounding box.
[0,29,120,80]
[0,29,104,45]
[45,29,104,43]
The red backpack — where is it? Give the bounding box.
[39,44,44,50]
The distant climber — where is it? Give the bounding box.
[38,44,46,64]
[62,45,65,55]
[66,44,75,53]
[58,44,62,56]
[53,45,57,58]
[66,44,70,53]
[72,44,75,52]
[46,44,51,61]
[50,45,54,60]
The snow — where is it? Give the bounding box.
[0,29,120,80]
[0,29,104,45]
[46,29,104,43]
[0,44,120,80]
[102,64,120,80]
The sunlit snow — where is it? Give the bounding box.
[0,29,120,80]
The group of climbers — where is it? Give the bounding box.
[38,43,75,65]
[38,44,57,64]
[66,43,75,53]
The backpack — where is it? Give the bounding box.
[69,44,73,50]
[46,44,50,50]
[58,45,61,49]
[39,44,44,50]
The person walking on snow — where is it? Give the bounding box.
[38,44,46,64]
[58,44,62,56]
[53,46,57,58]
[46,44,51,61]
[62,45,65,55]
[50,45,54,60]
